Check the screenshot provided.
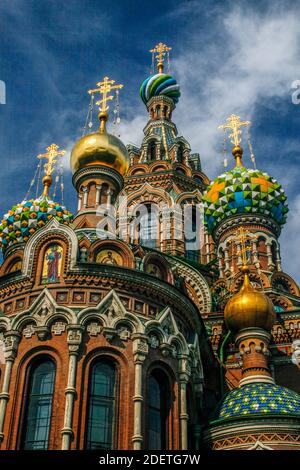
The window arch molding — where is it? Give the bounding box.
[144,362,178,450]
[78,349,130,450]
[16,352,59,450]
[0,250,23,276]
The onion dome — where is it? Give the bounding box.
[202,157,288,235]
[0,196,73,253]
[224,266,275,333]
[70,128,129,175]
[70,76,129,176]
[140,73,181,105]
[214,382,300,422]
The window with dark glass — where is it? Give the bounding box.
[138,204,158,249]
[185,205,200,262]
[147,370,170,450]
[21,360,55,450]
[85,360,116,450]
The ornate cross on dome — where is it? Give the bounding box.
[218,114,251,147]
[150,42,172,73]
[88,76,123,133]
[233,227,258,269]
[38,143,66,196]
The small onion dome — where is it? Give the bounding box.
[140,73,181,105]
[224,266,275,333]
[70,129,129,175]
[0,197,73,253]
[213,382,300,423]
[202,165,288,234]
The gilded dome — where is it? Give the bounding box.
[224,266,275,333]
[70,130,130,176]
[202,164,288,234]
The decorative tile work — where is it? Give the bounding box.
[72,292,85,303]
[134,300,144,313]
[217,383,300,421]
[140,73,180,105]
[89,293,101,303]
[56,292,68,303]
[202,166,288,233]
[0,197,73,252]
[16,298,25,310]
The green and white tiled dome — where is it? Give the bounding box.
[213,382,300,423]
[0,196,73,253]
[202,166,289,234]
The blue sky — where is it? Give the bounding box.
[0,0,300,284]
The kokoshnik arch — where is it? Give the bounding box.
[0,43,299,451]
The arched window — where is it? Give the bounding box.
[177,144,184,163]
[185,205,200,262]
[21,359,55,450]
[147,370,171,450]
[138,204,158,249]
[271,241,277,266]
[85,360,117,450]
[149,141,156,161]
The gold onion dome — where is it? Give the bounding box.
[70,126,129,175]
[224,266,275,333]
[70,76,129,176]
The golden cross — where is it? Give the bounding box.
[150,42,172,73]
[233,227,256,266]
[88,76,123,113]
[218,114,251,147]
[37,143,65,177]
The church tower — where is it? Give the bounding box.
[202,115,299,312]
[121,43,213,262]
[204,258,300,450]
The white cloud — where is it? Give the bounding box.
[280,194,300,284]
[117,4,300,283]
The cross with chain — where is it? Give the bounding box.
[88,76,123,113]
[37,143,65,177]
[150,42,172,73]
[233,227,257,266]
[218,114,251,147]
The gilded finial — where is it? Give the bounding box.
[88,76,123,134]
[38,144,66,196]
[150,42,172,74]
[218,114,251,166]
[234,227,253,267]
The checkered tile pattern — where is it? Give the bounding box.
[202,166,288,233]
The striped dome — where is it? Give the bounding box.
[213,382,300,423]
[202,166,288,234]
[140,73,181,105]
[0,196,73,253]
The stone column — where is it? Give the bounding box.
[224,247,230,274]
[61,325,83,450]
[205,233,210,264]
[95,184,102,206]
[77,194,83,212]
[218,252,224,278]
[107,188,112,206]
[132,334,148,450]
[178,355,191,450]
[82,186,88,208]
[276,245,282,272]
[0,331,21,445]
[236,242,242,267]
[252,239,259,264]
[265,241,275,271]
